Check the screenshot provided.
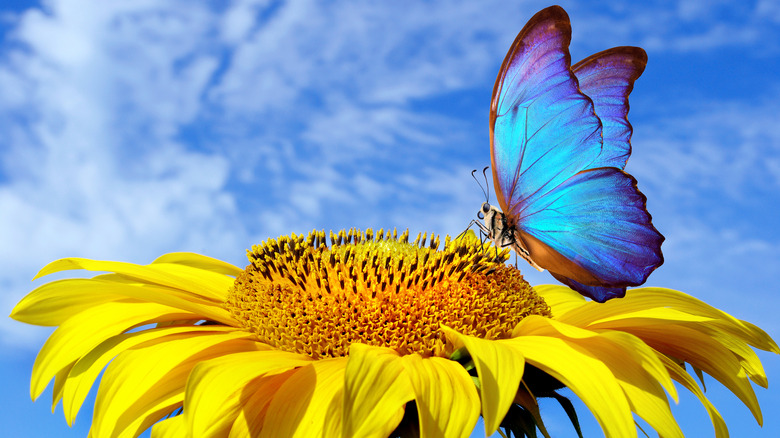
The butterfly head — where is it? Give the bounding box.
[478,202,491,219]
[477,202,506,240]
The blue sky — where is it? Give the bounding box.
[1,0,779,436]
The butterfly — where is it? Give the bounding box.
[476,6,664,302]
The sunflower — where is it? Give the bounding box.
[10,229,778,437]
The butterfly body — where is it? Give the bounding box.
[479,202,543,272]
[483,6,664,302]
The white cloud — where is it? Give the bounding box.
[2,0,779,353]
[631,95,780,201]
[618,92,780,340]
[758,0,780,23]
[567,1,780,55]
[0,0,247,349]
[653,216,780,337]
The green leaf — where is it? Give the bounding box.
[551,393,583,438]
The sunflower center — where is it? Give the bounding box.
[225,229,551,359]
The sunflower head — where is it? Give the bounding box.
[226,228,552,359]
[11,228,778,438]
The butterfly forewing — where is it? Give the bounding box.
[489,6,603,224]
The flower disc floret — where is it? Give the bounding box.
[226,228,552,359]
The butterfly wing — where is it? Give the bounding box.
[490,6,603,221]
[550,274,626,303]
[514,168,664,301]
[489,6,664,301]
[573,47,648,169]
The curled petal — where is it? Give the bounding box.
[442,326,525,435]
[260,358,347,437]
[34,258,232,302]
[342,344,414,438]
[400,354,480,438]
[505,332,635,438]
[91,331,263,437]
[31,302,197,401]
[184,350,312,437]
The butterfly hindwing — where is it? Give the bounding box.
[515,168,664,293]
[573,47,648,169]
[550,273,627,303]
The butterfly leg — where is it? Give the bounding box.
[459,219,495,255]
[456,219,482,240]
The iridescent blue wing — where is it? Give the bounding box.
[514,168,664,302]
[489,7,664,302]
[489,6,602,220]
[573,47,647,169]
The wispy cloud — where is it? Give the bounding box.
[2,0,779,354]
[565,1,780,55]
[0,0,511,347]
[621,91,780,339]
[631,94,780,201]
[0,1,242,346]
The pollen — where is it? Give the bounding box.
[225,229,552,359]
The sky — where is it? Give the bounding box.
[1,0,779,436]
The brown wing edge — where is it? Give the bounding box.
[571,46,648,77]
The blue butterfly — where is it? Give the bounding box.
[477,6,664,302]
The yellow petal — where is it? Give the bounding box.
[532,284,587,316]
[620,381,682,438]
[229,370,297,438]
[512,314,597,338]
[92,331,262,438]
[442,326,525,436]
[13,277,235,327]
[567,287,778,355]
[586,308,716,327]
[619,324,762,424]
[517,317,676,401]
[584,313,769,388]
[342,344,414,438]
[34,258,231,301]
[400,354,480,438]
[504,333,635,438]
[704,326,768,387]
[152,252,243,277]
[151,415,186,438]
[51,363,74,413]
[594,332,682,438]
[597,331,677,402]
[185,350,313,437]
[10,279,122,326]
[31,301,196,400]
[62,326,244,424]
[734,319,780,354]
[515,316,683,435]
[260,358,347,438]
[659,355,728,438]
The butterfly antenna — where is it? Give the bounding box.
[471,168,490,203]
[481,166,490,203]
